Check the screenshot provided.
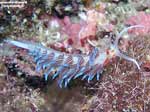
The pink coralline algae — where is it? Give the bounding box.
[125,12,150,36]
[49,16,85,52]
[57,13,97,49]
[58,16,84,47]
[49,9,113,53]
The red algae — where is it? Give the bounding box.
[126,12,150,36]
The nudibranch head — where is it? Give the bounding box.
[112,25,144,70]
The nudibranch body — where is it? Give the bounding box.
[4,25,143,87]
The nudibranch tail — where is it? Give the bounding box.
[114,25,144,70]
[4,39,35,50]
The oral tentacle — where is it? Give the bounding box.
[114,25,144,70]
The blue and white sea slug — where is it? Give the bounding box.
[4,25,143,88]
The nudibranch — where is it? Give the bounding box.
[4,25,143,88]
